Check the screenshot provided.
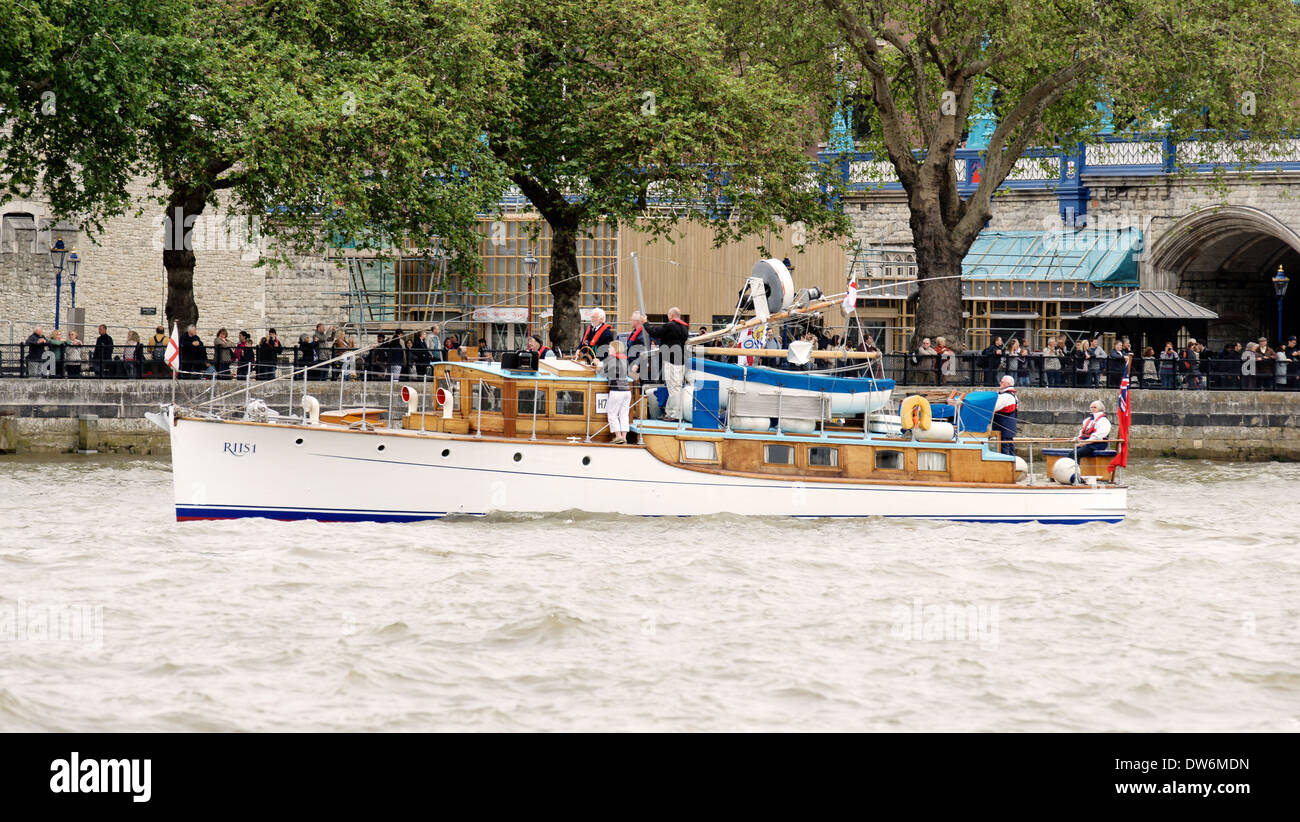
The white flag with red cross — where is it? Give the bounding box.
[165,322,180,375]
[841,274,858,315]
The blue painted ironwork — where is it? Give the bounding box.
[820,133,1300,226]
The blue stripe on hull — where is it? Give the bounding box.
[176,505,1120,524]
[176,505,453,523]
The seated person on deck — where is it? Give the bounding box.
[1075,400,1112,457]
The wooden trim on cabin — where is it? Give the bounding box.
[502,381,518,439]
[640,433,1012,486]
[638,441,1032,489]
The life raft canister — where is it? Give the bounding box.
[899,395,932,431]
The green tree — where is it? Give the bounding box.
[723,0,1300,348]
[486,0,850,351]
[147,0,511,329]
[0,0,186,230]
[4,0,511,331]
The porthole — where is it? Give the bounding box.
[582,456,591,466]
[513,452,522,462]
[441,448,450,457]
[294,437,303,446]
[377,444,386,452]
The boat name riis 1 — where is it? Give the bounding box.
[222,442,257,457]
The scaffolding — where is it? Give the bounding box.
[337,255,475,331]
[330,216,618,347]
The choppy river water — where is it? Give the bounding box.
[1,455,1297,731]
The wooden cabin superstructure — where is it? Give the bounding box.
[398,361,1024,486]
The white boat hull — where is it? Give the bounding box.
[168,415,1126,524]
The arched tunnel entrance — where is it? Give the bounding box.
[1150,206,1300,348]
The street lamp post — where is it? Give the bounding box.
[50,238,68,330]
[523,247,539,339]
[68,250,80,329]
[1273,265,1289,344]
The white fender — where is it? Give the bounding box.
[914,421,955,442]
[1052,457,1079,485]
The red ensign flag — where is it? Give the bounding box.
[1109,356,1131,471]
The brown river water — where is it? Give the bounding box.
[1,455,1297,731]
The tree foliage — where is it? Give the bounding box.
[718,0,1300,347]
[3,0,513,329]
[0,0,188,230]
[485,0,851,349]
[145,0,514,327]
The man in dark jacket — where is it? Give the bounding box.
[981,336,1004,386]
[647,307,690,420]
[298,334,320,379]
[256,329,283,380]
[409,331,431,377]
[384,331,406,380]
[625,311,651,376]
[92,324,114,378]
[1108,339,1128,388]
[179,324,207,379]
[25,326,49,377]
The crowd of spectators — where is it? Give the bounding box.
[9,318,1300,392]
[8,320,482,381]
[913,333,1300,390]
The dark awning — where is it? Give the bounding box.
[1078,290,1219,320]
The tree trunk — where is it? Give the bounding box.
[162,186,210,332]
[546,218,582,353]
[910,207,966,352]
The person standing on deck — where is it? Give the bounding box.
[1074,400,1112,456]
[578,307,614,363]
[625,311,651,373]
[648,307,689,421]
[992,375,1018,456]
[600,339,637,444]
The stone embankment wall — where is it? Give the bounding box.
[0,378,409,454]
[1,379,1298,459]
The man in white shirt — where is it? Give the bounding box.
[1075,400,1112,457]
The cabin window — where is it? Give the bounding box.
[472,383,502,412]
[518,388,546,416]
[764,444,795,465]
[875,449,904,471]
[680,440,719,463]
[808,446,838,467]
[918,451,948,472]
[555,390,585,416]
